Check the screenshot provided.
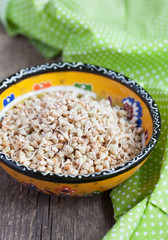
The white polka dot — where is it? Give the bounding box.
[143,231,147,236]
[151,231,155,235]
[149,205,153,210]
[151,222,155,227]
[143,223,147,227]
[135,232,139,236]
[111,233,116,237]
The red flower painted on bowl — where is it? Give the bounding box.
[34,81,52,91]
[122,97,143,127]
[55,186,76,196]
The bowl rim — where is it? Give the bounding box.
[0,62,161,183]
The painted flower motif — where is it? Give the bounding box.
[33,81,52,91]
[122,97,143,127]
[54,186,76,196]
[74,83,92,91]
[82,191,101,197]
[3,93,15,107]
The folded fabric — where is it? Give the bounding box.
[0,0,168,239]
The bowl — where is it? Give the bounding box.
[0,62,161,197]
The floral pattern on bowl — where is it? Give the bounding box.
[122,97,143,127]
[3,93,15,107]
[74,83,92,91]
[33,81,52,91]
[45,186,77,196]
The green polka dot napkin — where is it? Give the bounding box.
[1,0,168,239]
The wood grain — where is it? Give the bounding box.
[0,23,115,240]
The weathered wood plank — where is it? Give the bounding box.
[0,168,114,240]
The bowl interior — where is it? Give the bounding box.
[0,69,153,148]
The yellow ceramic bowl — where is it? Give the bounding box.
[0,63,161,196]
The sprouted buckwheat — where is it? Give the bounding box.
[0,91,144,175]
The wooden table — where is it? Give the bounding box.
[0,23,115,240]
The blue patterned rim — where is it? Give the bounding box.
[0,62,161,183]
